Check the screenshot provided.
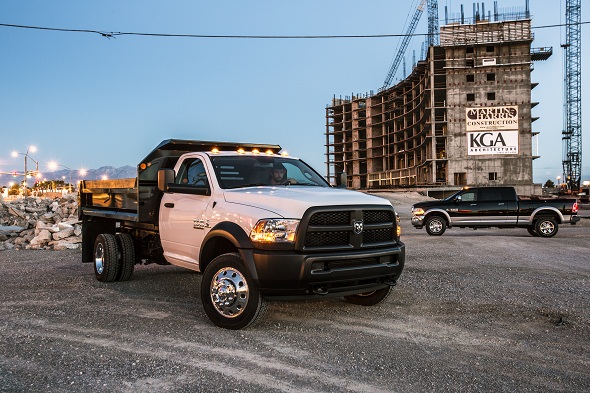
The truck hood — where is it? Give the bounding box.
[223,186,391,218]
[412,199,450,209]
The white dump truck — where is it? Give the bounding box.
[79,139,405,329]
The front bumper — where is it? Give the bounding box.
[411,215,424,228]
[240,243,405,299]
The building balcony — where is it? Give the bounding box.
[530,47,553,61]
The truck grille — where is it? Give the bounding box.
[305,231,349,247]
[298,206,398,252]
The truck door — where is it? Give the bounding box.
[478,188,506,224]
[478,187,518,225]
[159,157,212,269]
[447,189,480,225]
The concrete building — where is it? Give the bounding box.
[325,7,551,195]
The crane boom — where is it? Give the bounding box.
[562,0,582,191]
[382,0,426,90]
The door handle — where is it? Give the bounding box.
[470,203,477,206]
[164,203,175,208]
[498,203,505,205]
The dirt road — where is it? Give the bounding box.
[1,223,589,392]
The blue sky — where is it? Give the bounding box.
[0,0,588,185]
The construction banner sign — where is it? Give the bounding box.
[467,130,519,155]
[466,106,519,131]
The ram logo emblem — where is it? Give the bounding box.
[353,220,364,235]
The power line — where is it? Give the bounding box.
[0,21,588,40]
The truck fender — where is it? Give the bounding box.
[530,207,564,224]
[199,221,259,283]
[424,209,452,227]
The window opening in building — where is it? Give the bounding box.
[466,59,474,67]
[487,92,496,101]
[467,93,475,102]
[466,47,474,54]
[454,172,467,185]
[466,74,475,82]
[486,45,495,53]
[489,172,498,181]
[487,73,495,81]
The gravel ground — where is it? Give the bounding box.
[0,202,589,392]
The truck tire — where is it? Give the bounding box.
[200,253,267,330]
[425,216,446,236]
[115,233,135,281]
[344,286,392,306]
[94,233,120,282]
[535,217,558,238]
[527,227,539,237]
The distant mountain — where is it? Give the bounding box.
[0,165,136,188]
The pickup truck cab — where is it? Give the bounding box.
[79,140,405,329]
[411,186,579,237]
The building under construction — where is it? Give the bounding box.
[325,3,551,195]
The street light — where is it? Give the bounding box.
[47,161,74,193]
[11,146,38,196]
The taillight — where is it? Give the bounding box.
[573,201,579,213]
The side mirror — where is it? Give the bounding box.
[454,195,462,202]
[158,169,175,192]
[335,172,347,188]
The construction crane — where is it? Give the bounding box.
[382,0,426,90]
[562,0,582,191]
[382,0,439,90]
[427,0,439,46]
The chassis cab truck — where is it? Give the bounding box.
[79,139,405,329]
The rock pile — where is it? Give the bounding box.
[0,194,81,251]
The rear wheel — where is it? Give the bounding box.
[425,216,446,236]
[344,286,392,306]
[535,217,558,238]
[200,253,266,330]
[94,234,119,282]
[115,233,135,281]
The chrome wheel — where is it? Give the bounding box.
[95,243,105,274]
[210,267,249,318]
[93,233,119,282]
[539,220,555,235]
[535,217,558,237]
[425,216,446,236]
[428,220,443,233]
[201,253,266,329]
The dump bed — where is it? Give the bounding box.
[78,139,283,225]
[79,178,139,222]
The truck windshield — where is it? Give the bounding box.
[210,156,330,189]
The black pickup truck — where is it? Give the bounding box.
[411,186,579,237]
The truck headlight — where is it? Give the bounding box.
[412,207,425,216]
[250,219,299,243]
